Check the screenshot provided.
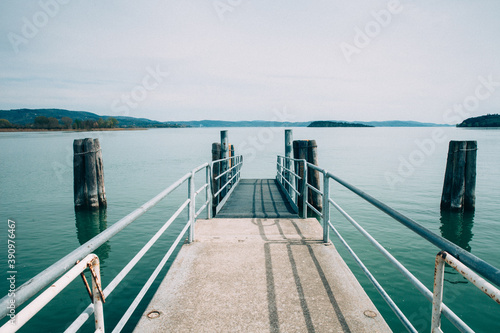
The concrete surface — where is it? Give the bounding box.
[134,218,392,332]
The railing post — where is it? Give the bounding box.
[91,258,105,333]
[188,171,195,243]
[322,171,330,243]
[302,161,308,218]
[431,253,446,333]
[206,166,212,219]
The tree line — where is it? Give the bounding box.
[0,116,119,130]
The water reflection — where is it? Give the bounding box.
[75,208,110,262]
[440,210,475,284]
[440,210,475,252]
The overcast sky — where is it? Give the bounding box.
[1,0,499,123]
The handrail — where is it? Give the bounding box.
[276,155,500,332]
[431,251,500,332]
[276,155,306,215]
[211,155,243,215]
[0,254,104,333]
[0,162,213,332]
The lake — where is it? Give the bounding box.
[1,127,499,332]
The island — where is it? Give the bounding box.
[457,114,500,128]
[307,121,373,128]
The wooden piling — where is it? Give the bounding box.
[95,139,107,207]
[464,141,477,211]
[293,140,308,216]
[83,138,99,209]
[293,140,322,217]
[211,142,221,216]
[220,130,229,198]
[73,139,86,209]
[74,138,106,210]
[307,140,322,214]
[441,140,477,211]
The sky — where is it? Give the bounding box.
[1,0,500,124]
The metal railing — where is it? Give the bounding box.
[276,155,500,332]
[431,251,500,333]
[212,155,243,215]
[0,161,218,332]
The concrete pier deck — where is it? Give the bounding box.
[217,179,298,218]
[134,218,391,332]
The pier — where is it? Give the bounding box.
[1,130,499,333]
[134,217,389,332]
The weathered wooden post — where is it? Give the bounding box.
[74,138,107,210]
[307,140,322,215]
[95,139,107,207]
[464,141,477,211]
[74,139,86,208]
[440,140,477,211]
[293,140,308,217]
[293,139,322,217]
[284,129,293,193]
[220,130,229,198]
[211,142,221,216]
[84,138,99,209]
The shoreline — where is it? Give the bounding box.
[0,127,149,133]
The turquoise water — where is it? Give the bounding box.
[1,127,499,332]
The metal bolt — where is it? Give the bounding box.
[363,310,377,318]
[147,310,161,319]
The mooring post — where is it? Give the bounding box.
[211,142,221,216]
[220,130,229,198]
[229,143,235,181]
[450,141,467,211]
[83,138,99,209]
[74,138,106,210]
[307,140,322,215]
[441,140,477,211]
[293,140,308,217]
[94,139,107,208]
[285,129,293,193]
[73,139,86,209]
[464,141,477,211]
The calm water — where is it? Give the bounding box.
[1,127,499,332]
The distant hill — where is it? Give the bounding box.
[174,120,311,127]
[0,109,451,128]
[308,121,372,128]
[174,119,446,127]
[0,109,184,128]
[357,120,449,127]
[457,114,500,128]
